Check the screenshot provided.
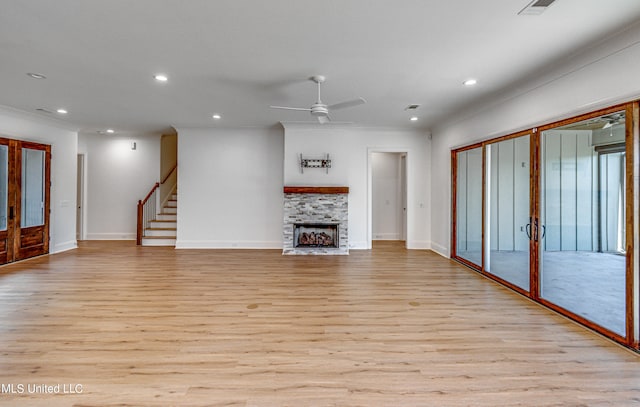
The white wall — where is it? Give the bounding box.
[175,127,284,248]
[372,152,403,240]
[0,106,78,253]
[283,123,430,249]
[430,21,640,258]
[78,132,161,239]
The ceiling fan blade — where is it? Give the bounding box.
[328,97,366,110]
[317,115,330,124]
[269,106,312,111]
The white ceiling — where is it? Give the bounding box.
[1,0,640,134]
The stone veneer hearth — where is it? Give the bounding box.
[283,186,349,255]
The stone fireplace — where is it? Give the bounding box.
[283,186,348,255]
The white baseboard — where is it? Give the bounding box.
[406,240,430,250]
[355,240,431,250]
[372,233,401,240]
[52,240,78,254]
[86,233,136,240]
[348,241,369,250]
[430,241,449,258]
[175,240,282,249]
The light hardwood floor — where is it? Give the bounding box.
[0,241,638,406]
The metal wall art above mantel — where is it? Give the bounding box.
[300,153,331,173]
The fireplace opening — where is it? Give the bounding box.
[293,223,338,248]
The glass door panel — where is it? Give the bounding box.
[455,147,483,266]
[0,142,9,264]
[540,111,626,336]
[0,144,7,231]
[485,135,531,291]
[14,144,50,261]
[21,148,45,227]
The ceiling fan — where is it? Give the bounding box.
[270,75,366,124]
[601,113,624,129]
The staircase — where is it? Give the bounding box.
[141,192,177,246]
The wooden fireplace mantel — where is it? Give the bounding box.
[283,186,349,194]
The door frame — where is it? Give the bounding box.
[483,130,534,297]
[367,148,409,249]
[76,153,86,241]
[400,154,407,241]
[451,129,533,296]
[533,102,636,347]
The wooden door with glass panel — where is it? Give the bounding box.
[0,138,50,265]
[15,141,50,261]
[0,138,13,264]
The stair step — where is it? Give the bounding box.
[145,228,177,237]
[166,200,177,208]
[156,213,177,221]
[163,207,177,214]
[149,220,176,228]
[141,236,176,246]
[171,194,177,200]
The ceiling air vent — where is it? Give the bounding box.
[518,0,556,15]
[405,104,420,111]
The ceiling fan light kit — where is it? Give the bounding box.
[270,75,366,124]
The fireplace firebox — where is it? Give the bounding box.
[293,223,338,248]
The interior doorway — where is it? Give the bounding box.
[371,152,407,246]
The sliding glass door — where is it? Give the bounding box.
[454,146,483,268]
[451,102,637,348]
[539,110,627,337]
[485,134,531,292]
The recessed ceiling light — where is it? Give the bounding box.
[212,114,221,120]
[154,74,168,82]
[56,108,68,114]
[106,129,115,134]
[410,116,419,122]
[463,79,478,86]
[27,72,46,79]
